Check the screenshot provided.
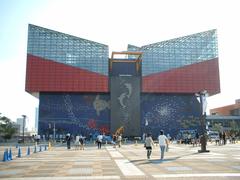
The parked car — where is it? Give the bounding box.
[176,129,197,144]
[207,131,219,142]
[102,135,113,144]
[93,133,113,144]
[18,138,24,143]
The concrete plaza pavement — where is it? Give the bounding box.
[1,142,240,180]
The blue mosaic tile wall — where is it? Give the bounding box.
[39,93,201,138]
[141,94,201,138]
[39,93,110,137]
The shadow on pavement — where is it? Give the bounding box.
[130,152,199,165]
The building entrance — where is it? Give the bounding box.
[109,52,142,137]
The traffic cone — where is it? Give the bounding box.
[3,149,8,162]
[17,147,21,158]
[8,148,12,160]
[27,146,30,155]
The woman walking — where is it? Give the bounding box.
[145,133,155,159]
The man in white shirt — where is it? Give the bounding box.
[158,130,169,160]
[75,135,80,150]
[96,134,103,149]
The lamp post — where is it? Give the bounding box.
[53,122,56,143]
[195,91,209,153]
[22,115,26,143]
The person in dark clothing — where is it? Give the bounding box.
[79,135,84,150]
[66,133,71,149]
[193,132,199,147]
[219,132,222,145]
[223,131,226,145]
[112,135,117,148]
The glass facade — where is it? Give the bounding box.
[27,24,109,75]
[128,30,218,76]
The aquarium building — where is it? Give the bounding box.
[25,24,220,138]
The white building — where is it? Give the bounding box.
[16,117,27,133]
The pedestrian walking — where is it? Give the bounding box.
[75,135,80,150]
[89,133,93,143]
[112,134,117,148]
[96,133,103,149]
[219,131,222,145]
[79,135,85,150]
[66,133,71,149]
[223,131,226,145]
[158,130,169,160]
[193,132,199,147]
[117,134,122,148]
[145,133,155,159]
[142,133,146,142]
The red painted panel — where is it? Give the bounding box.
[142,58,220,96]
[26,54,109,93]
[26,54,220,96]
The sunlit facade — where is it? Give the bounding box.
[25,24,220,138]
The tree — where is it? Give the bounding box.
[212,123,223,132]
[0,114,17,141]
[229,120,240,135]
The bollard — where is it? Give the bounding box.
[45,145,47,151]
[16,144,18,148]
[8,148,13,160]
[17,147,21,158]
[27,146,30,155]
[39,145,42,152]
[3,149,8,162]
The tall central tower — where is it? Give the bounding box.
[109,52,142,136]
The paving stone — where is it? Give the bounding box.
[0,169,23,175]
[165,166,192,171]
[1,143,240,179]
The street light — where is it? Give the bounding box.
[195,90,210,153]
[22,115,26,143]
[53,122,56,143]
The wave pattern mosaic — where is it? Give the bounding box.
[39,93,200,138]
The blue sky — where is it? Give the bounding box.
[0,0,240,129]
